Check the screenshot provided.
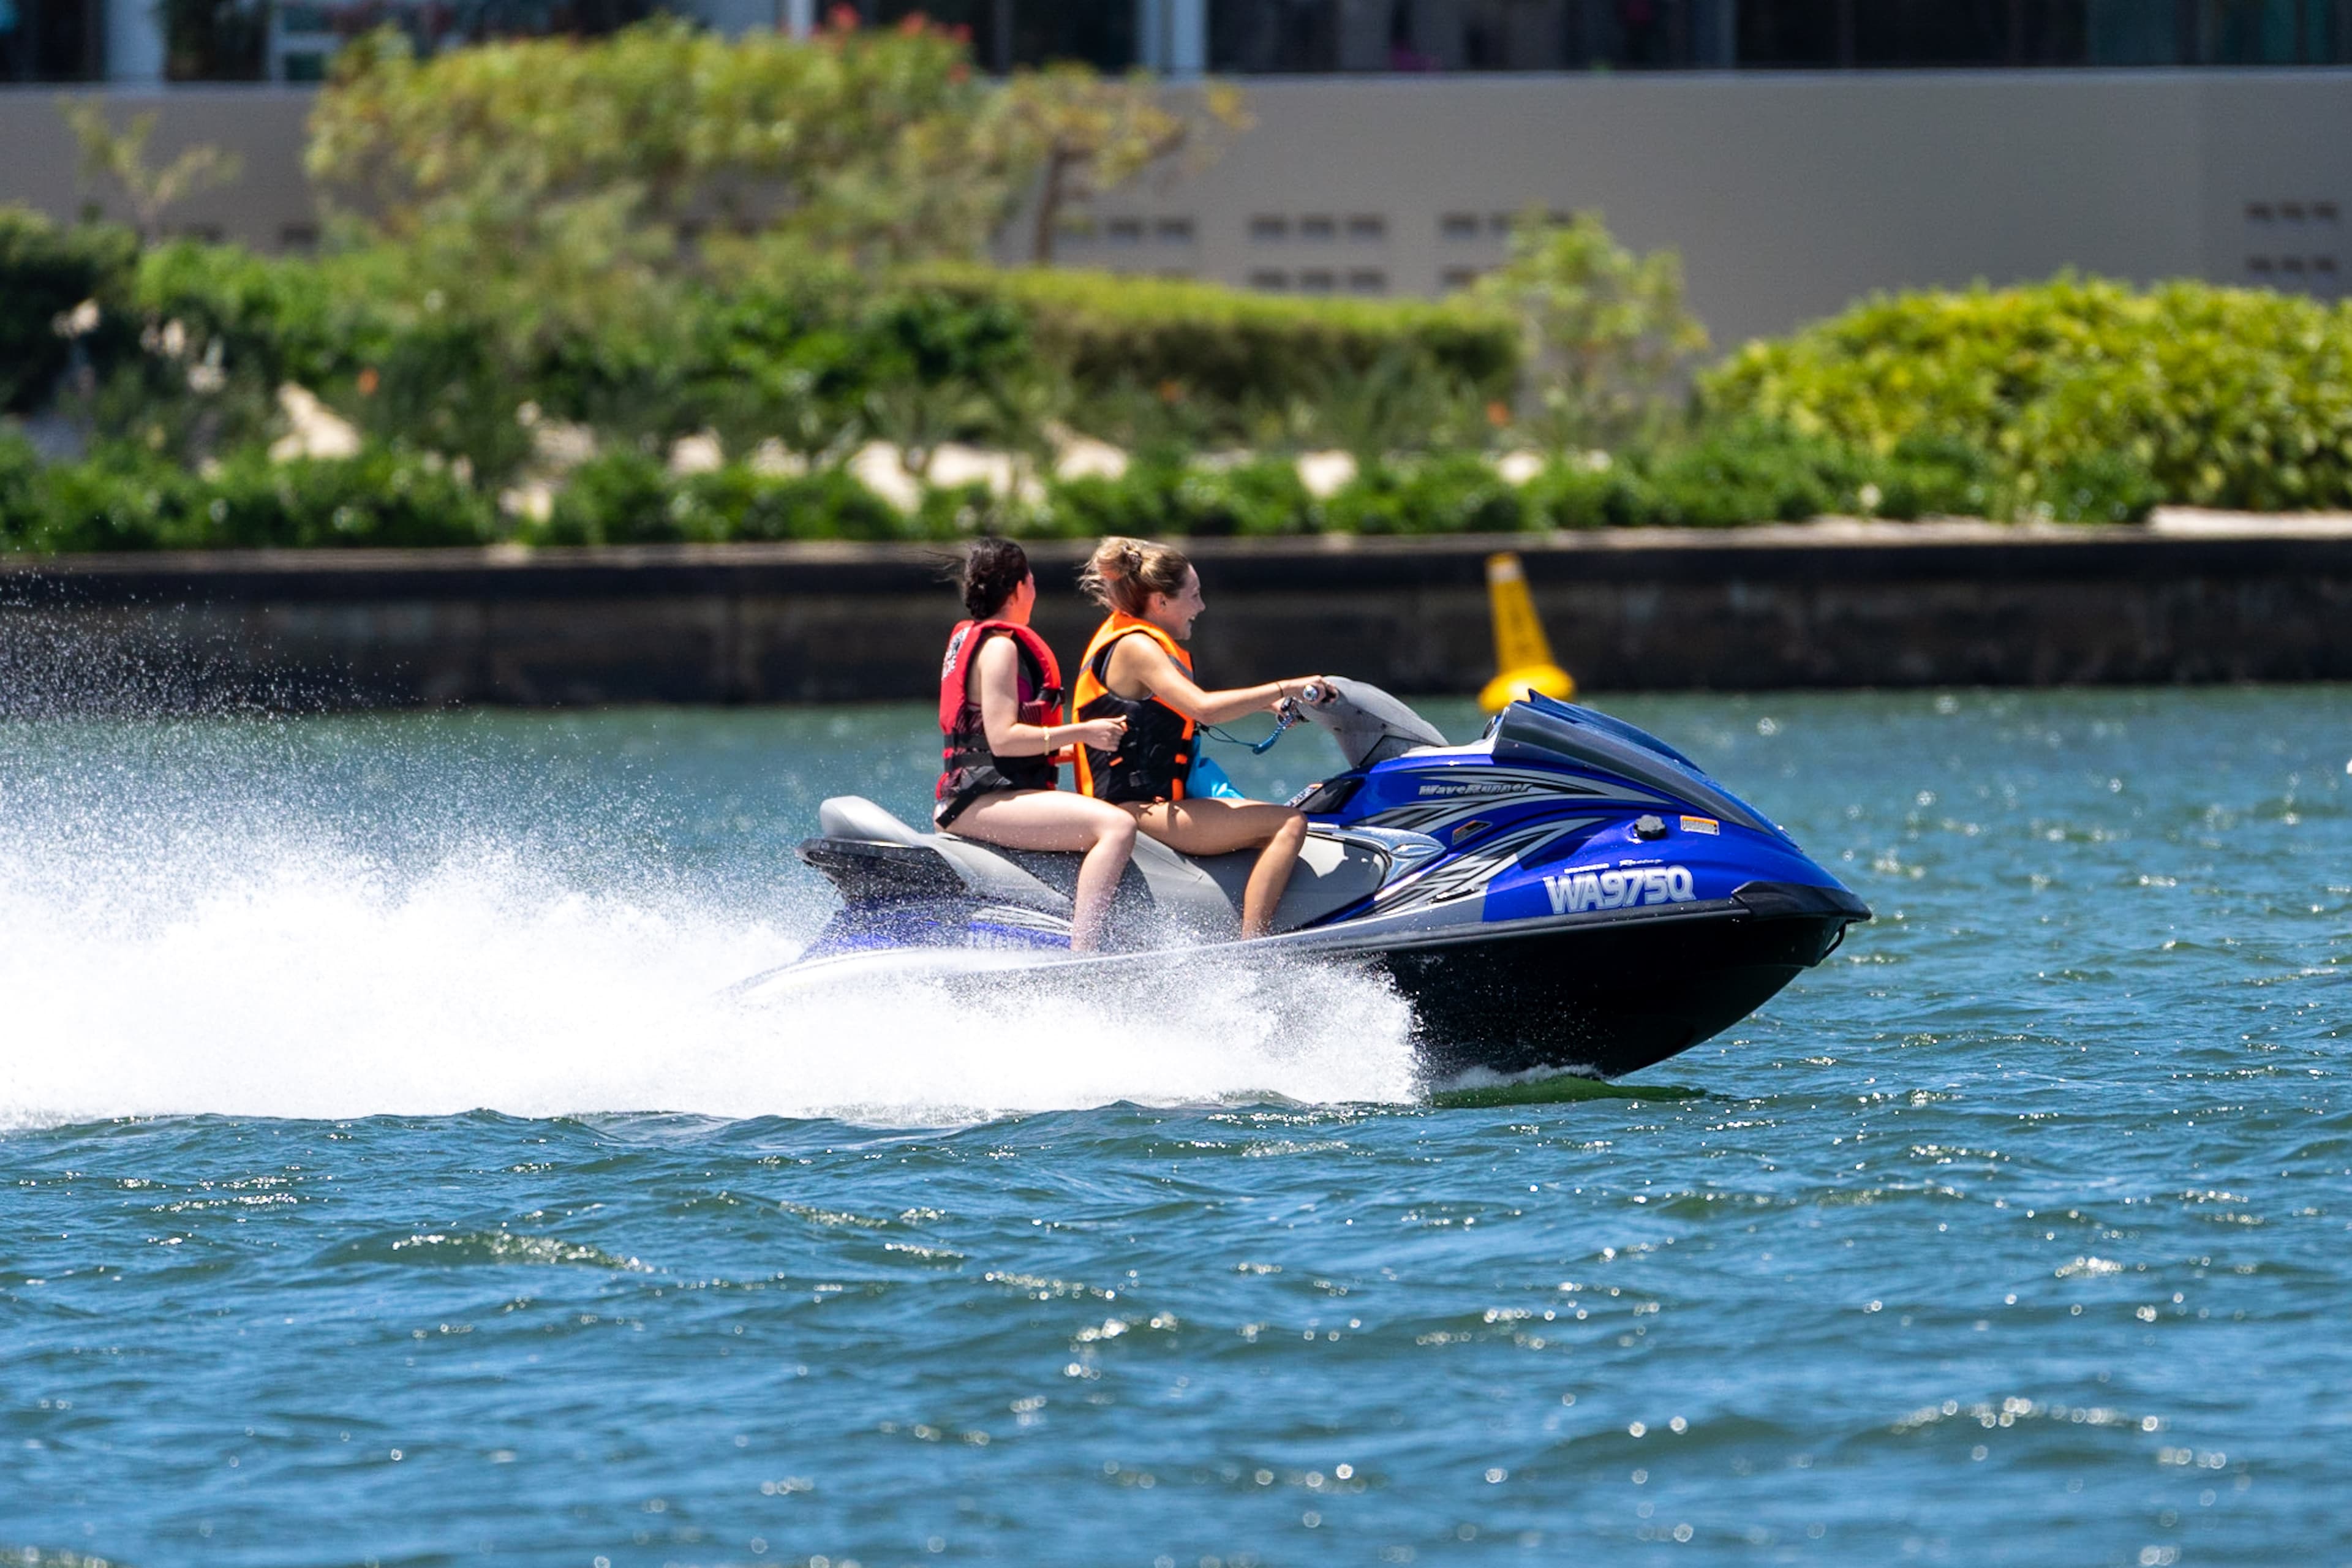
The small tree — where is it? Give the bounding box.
[1472,209,1708,450]
[986,66,1250,265]
[59,101,243,242]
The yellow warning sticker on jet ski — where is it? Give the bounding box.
[1679,815,1720,835]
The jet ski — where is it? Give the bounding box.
[748,682,1868,1080]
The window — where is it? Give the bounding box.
[279,225,320,252]
[1346,214,1387,241]
[1106,217,1145,245]
[1299,214,1336,241]
[1248,270,1289,292]
[1155,217,1196,243]
[1250,215,1289,242]
[1346,270,1387,295]
[1441,213,1481,240]
[1441,266,1482,292]
[1296,270,1336,294]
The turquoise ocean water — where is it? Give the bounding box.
[2,688,2348,1565]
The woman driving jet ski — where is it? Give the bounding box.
[934,538,1137,952]
[1073,536,1330,940]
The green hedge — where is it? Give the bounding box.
[1,434,494,551]
[0,209,140,415]
[2,418,2020,551]
[1703,274,2352,515]
[916,265,1520,413]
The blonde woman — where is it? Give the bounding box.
[1071,537,1329,940]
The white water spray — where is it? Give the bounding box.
[0,719,1420,1128]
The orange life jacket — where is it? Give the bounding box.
[1072,612,1197,804]
[935,619,1064,823]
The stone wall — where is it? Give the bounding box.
[6,522,2351,711]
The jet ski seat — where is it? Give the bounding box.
[814,796,1072,916]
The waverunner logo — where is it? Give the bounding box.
[1417,780,1534,798]
[1544,864,1696,914]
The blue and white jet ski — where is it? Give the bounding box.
[757,682,1868,1080]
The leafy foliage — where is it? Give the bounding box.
[4,442,494,551]
[1703,274,2352,516]
[1472,209,1709,449]
[924,265,1517,441]
[59,102,243,239]
[0,208,139,414]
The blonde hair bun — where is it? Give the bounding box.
[1080,536,1191,615]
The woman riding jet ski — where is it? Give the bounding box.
[768,543,1870,1081]
[1070,536,1331,939]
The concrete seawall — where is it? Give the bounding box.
[5,519,2351,709]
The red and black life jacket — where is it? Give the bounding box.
[935,619,1065,823]
[1071,613,1197,805]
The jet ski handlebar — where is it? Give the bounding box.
[1209,679,1446,768]
[1289,677,1450,769]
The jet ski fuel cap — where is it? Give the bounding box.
[1633,814,1668,840]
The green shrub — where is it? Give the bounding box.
[1638,420,1871,528]
[539,448,676,545]
[1703,274,2352,514]
[919,265,1518,435]
[0,428,45,545]
[532,451,929,545]
[9,442,494,551]
[196,446,496,547]
[2038,450,2162,524]
[17,445,209,551]
[0,209,140,414]
[1319,455,1529,536]
[1045,458,1315,538]
[1521,458,1655,530]
[1871,431,2002,520]
[688,465,908,542]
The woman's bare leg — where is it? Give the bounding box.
[946,791,1138,952]
[1128,799,1311,940]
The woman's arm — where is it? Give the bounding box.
[978,636,1125,758]
[1108,636,1322,727]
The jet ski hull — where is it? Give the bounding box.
[1354,886,1865,1080]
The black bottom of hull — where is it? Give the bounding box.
[1374,908,1855,1081]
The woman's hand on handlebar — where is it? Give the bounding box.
[1270,677,1335,714]
[1069,715,1128,752]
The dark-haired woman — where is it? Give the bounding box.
[935,538,1136,953]
[1072,535,1329,941]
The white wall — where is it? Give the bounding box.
[1057,70,2352,347]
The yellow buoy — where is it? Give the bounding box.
[1477,550,1575,713]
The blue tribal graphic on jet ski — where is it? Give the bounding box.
[752,681,1869,1080]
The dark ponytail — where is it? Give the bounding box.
[960,537,1030,619]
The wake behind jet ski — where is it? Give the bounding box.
[745,680,1868,1082]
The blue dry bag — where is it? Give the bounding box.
[1189,753,1246,800]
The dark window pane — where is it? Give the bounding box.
[1211,0,1338,71]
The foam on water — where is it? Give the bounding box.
[0,723,1419,1128]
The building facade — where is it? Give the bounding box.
[9,0,2352,83]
